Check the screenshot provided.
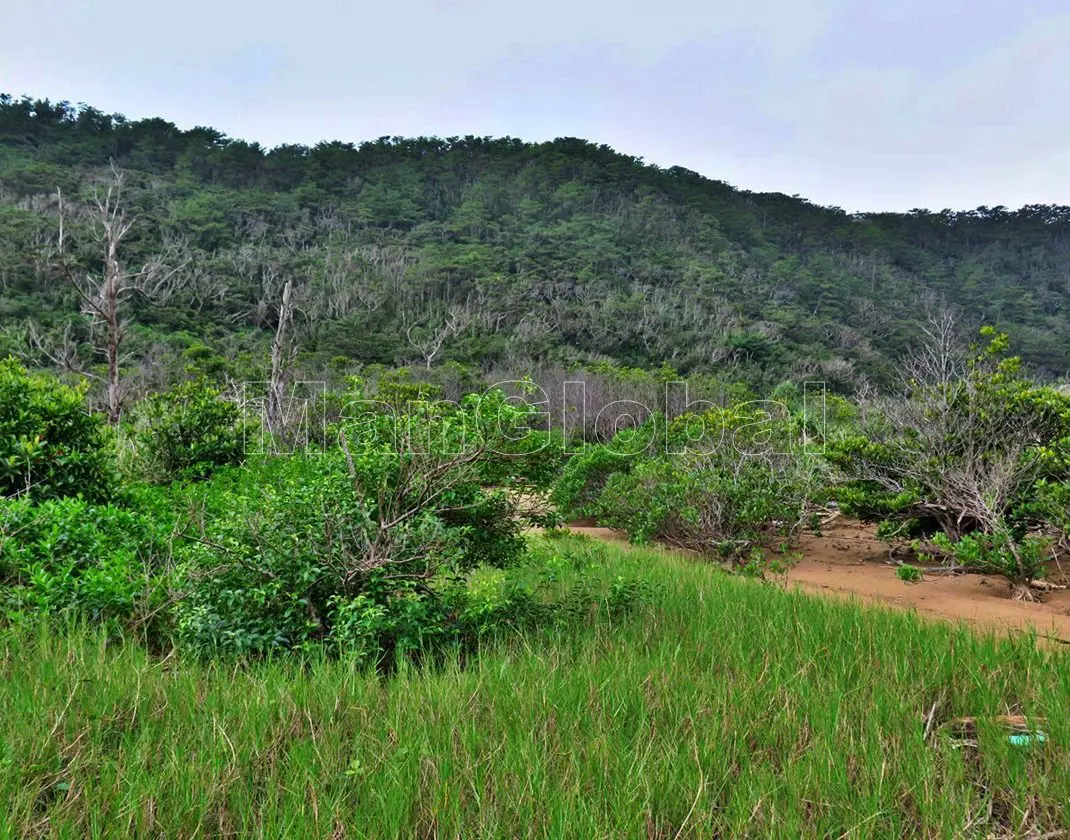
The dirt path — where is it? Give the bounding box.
[562,521,1070,644]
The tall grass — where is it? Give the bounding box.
[1,537,1066,838]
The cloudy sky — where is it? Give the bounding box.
[4,0,1068,212]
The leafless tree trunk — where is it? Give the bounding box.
[230,242,320,441]
[51,165,187,422]
[267,277,295,435]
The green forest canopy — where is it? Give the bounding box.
[2,94,1068,391]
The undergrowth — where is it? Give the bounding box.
[1,536,1066,838]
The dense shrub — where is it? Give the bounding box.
[171,390,566,658]
[173,455,498,656]
[597,457,812,559]
[173,463,369,654]
[0,491,173,622]
[556,403,819,562]
[133,379,247,482]
[172,460,645,662]
[0,358,115,502]
[551,421,662,520]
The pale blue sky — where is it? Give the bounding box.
[3,0,1068,211]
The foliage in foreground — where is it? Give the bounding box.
[1,377,604,664]
[0,357,116,502]
[0,493,173,624]
[0,538,1066,838]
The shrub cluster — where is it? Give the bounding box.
[0,492,172,623]
[1,368,646,666]
[6,333,1069,657]
[829,330,1070,597]
[555,404,820,565]
[0,359,116,502]
[132,379,248,482]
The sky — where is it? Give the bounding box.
[3,0,1068,212]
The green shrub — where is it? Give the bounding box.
[1025,480,1070,555]
[552,420,662,520]
[570,404,818,562]
[553,444,635,521]
[0,358,115,502]
[930,530,1049,600]
[896,564,923,583]
[171,390,565,659]
[171,460,462,656]
[0,492,173,622]
[596,455,813,561]
[328,582,458,664]
[172,459,646,663]
[133,379,248,482]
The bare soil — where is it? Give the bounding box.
[790,520,1070,644]
[561,520,1070,644]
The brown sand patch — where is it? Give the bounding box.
[788,520,1070,643]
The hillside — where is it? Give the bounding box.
[2,95,1069,389]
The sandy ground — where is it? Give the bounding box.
[790,520,1070,644]
[559,521,1070,644]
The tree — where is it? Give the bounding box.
[267,275,295,436]
[405,306,473,368]
[6,95,1070,387]
[51,165,187,423]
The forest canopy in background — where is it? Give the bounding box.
[1,94,1069,394]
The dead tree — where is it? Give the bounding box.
[228,242,319,441]
[848,312,1064,597]
[315,243,389,318]
[52,166,187,422]
[904,307,964,397]
[853,310,1037,539]
[405,307,472,368]
[267,275,296,436]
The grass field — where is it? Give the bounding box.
[1,536,1067,838]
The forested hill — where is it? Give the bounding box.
[2,95,1069,391]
